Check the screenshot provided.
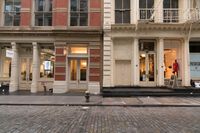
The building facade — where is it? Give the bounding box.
[103,0,200,88]
[0,0,102,94]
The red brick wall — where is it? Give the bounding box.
[54,45,66,81]
[89,0,102,27]
[53,0,68,26]
[89,48,101,82]
[20,0,31,26]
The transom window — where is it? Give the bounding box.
[70,0,88,26]
[4,0,21,26]
[70,47,88,54]
[139,0,154,20]
[115,0,130,24]
[163,0,179,23]
[35,0,52,26]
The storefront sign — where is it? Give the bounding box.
[6,50,14,58]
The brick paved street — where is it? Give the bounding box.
[0,106,199,133]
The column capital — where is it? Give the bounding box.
[11,42,16,47]
[32,42,38,47]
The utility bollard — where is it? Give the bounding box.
[85,91,90,102]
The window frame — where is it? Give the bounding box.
[115,0,130,24]
[4,0,21,26]
[163,0,179,23]
[34,0,52,26]
[69,0,89,26]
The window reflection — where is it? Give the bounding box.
[40,47,54,78]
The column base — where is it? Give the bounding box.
[53,81,68,93]
[31,83,38,93]
[9,83,18,92]
[88,82,100,94]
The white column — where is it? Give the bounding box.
[182,38,191,86]
[132,38,139,86]
[31,42,40,93]
[155,0,163,23]
[157,38,165,86]
[9,42,19,92]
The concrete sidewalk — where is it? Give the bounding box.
[0,95,200,106]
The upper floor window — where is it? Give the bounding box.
[139,0,154,20]
[35,0,52,26]
[163,0,179,22]
[115,0,130,24]
[70,0,88,26]
[4,0,21,26]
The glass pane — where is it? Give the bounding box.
[21,59,27,81]
[147,0,154,8]
[71,0,78,11]
[80,60,87,81]
[2,57,11,78]
[14,0,21,12]
[163,0,170,8]
[139,42,155,51]
[70,12,78,26]
[44,0,52,11]
[172,0,178,8]
[5,0,13,12]
[71,47,87,54]
[44,13,52,26]
[36,0,44,11]
[70,60,77,81]
[140,53,146,81]
[13,13,20,26]
[115,11,122,23]
[123,11,130,23]
[139,0,146,8]
[35,13,43,26]
[80,13,88,26]
[115,0,122,9]
[80,0,88,11]
[4,13,13,26]
[123,0,130,9]
[148,54,154,81]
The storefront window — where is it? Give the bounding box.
[70,47,87,54]
[164,49,177,79]
[0,48,11,78]
[40,47,54,78]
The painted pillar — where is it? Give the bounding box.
[157,38,165,86]
[182,38,191,86]
[31,42,40,93]
[132,38,139,86]
[9,42,19,92]
[155,0,163,23]
[53,42,68,93]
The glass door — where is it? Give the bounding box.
[19,57,32,90]
[139,52,156,86]
[69,59,88,90]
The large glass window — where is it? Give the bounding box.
[4,0,21,26]
[115,0,130,24]
[139,0,154,20]
[163,0,179,22]
[40,47,54,78]
[35,0,52,26]
[70,0,88,26]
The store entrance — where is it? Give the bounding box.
[139,41,156,86]
[19,57,32,90]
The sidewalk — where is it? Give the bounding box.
[0,95,200,107]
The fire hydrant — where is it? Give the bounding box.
[85,91,90,102]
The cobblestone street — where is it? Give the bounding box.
[0,106,199,133]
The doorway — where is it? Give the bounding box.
[19,57,32,90]
[69,59,88,90]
